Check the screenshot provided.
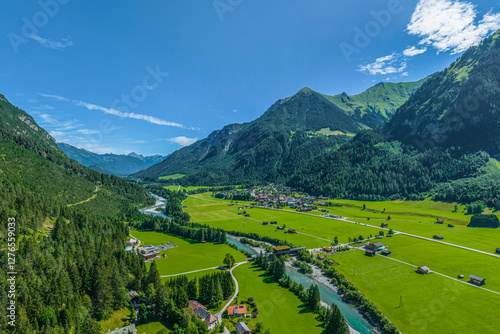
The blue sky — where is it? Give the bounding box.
[1,0,499,155]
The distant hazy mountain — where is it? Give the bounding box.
[58,143,167,176]
[132,80,424,184]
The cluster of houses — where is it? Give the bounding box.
[364,242,391,256]
[221,184,330,211]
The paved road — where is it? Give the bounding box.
[215,261,249,325]
[160,266,222,278]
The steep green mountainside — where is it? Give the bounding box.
[386,30,500,156]
[58,142,167,176]
[0,95,153,234]
[133,81,422,184]
[322,79,426,128]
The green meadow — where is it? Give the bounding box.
[130,230,245,276]
[330,250,500,334]
[377,235,500,293]
[159,173,185,180]
[184,196,382,248]
[232,263,323,334]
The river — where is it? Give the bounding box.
[226,237,374,334]
[140,192,168,218]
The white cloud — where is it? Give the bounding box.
[401,72,409,77]
[38,93,188,128]
[358,53,407,75]
[168,136,198,146]
[403,46,427,57]
[29,34,73,50]
[407,0,500,54]
[76,129,100,135]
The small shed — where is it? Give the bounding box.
[495,248,500,254]
[365,249,376,257]
[381,249,392,256]
[469,275,485,285]
[448,224,454,228]
[433,235,444,240]
[417,266,430,274]
[235,322,251,334]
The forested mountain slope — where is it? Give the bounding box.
[0,94,155,333]
[290,30,500,206]
[386,30,500,156]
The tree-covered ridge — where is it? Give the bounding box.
[386,29,500,155]
[289,131,498,205]
[132,81,423,184]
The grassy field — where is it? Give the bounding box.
[330,250,500,334]
[136,321,168,333]
[374,235,500,293]
[159,174,185,180]
[184,196,381,248]
[130,230,246,276]
[186,193,500,254]
[232,263,323,334]
[98,307,134,333]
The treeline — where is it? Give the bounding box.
[290,130,492,202]
[295,250,399,334]
[228,231,293,248]
[432,173,500,209]
[254,253,349,334]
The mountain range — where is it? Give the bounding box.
[58,143,167,176]
[131,79,425,184]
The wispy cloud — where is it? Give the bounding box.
[38,93,189,128]
[358,53,407,75]
[403,46,427,57]
[168,136,198,146]
[407,0,500,54]
[29,34,73,50]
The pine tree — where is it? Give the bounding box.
[324,303,349,334]
[186,278,198,300]
[307,285,321,311]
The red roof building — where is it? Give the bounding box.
[227,304,247,316]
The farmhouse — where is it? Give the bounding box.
[366,242,385,251]
[365,249,375,257]
[234,322,251,334]
[469,275,486,286]
[417,266,430,274]
[228,305,247,317]
[322,247,332,252]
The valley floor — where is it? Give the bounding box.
[180,193,500,334]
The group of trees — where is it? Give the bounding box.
[197,272,234,308]
[254,252,348,333]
